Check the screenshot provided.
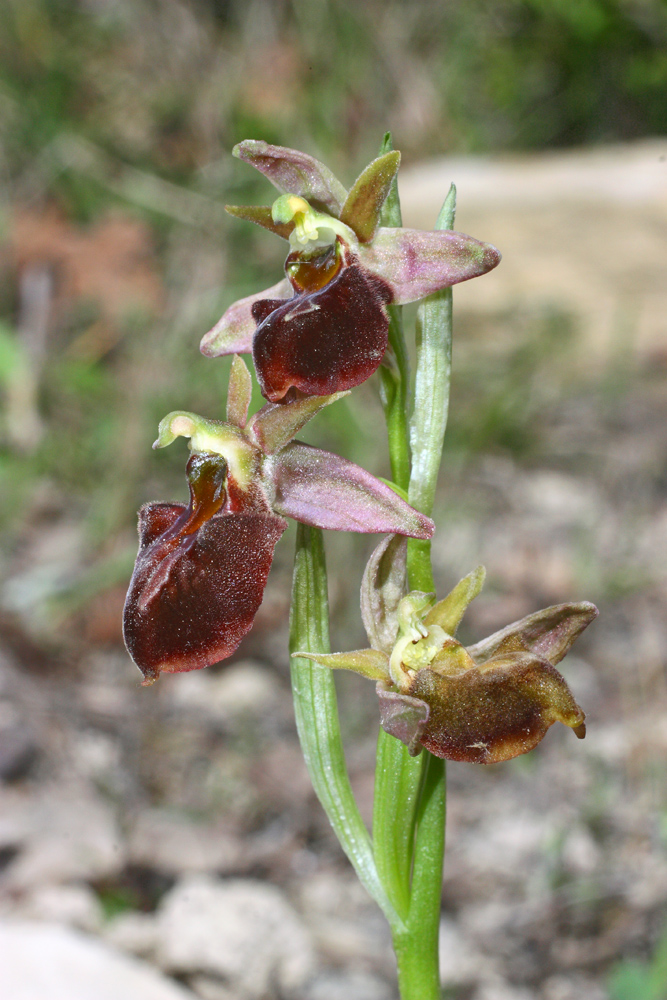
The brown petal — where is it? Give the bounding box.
[253,257,391,402]
[407,652,586,764]
[377,684,430,756]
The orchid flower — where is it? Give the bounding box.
[295,535,597,764]
[201,141,501,402]
[123,359,434,683]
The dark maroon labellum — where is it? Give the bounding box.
[123,452,286,681]
[251,240,391,403]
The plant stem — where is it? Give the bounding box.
[378,132,411,493]
[289,523,403,930]
[379,307,411,492]
[379,182,458,998]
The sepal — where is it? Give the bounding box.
[360,227,501,304]
[200,278,292,358]
[233,140,348,216]
[467,602,599,666]
[270,442,435,538]
[360,534,407,654]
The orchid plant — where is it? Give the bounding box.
[123,136,597,999]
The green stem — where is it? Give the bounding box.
[373,134,429,939]
[379,181,457,998]
[377,133,411,493]
[289,523,403,930]
[372,726,425,920]
[379,306,411,492]
[393,754,447,1000]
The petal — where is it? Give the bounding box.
[360,227,501,304]
[225,204,294,241]
[292,649,391,681]
[200,278,292,358]
[269,442,434,538]
[253,256,390,401]
[424,566,486,635]
[233,140,348,216]
[226,355,253,429]
[377,683,430,757]
[123,504,287,681]
[248,391,348,454]
[467,602,599,666]
[339,150,401,243]
[407,652,586,764]
[360,534,407,654]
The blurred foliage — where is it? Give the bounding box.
[0,0,665,194]
[608,922,667,1000]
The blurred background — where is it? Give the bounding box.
[1,2,666,998]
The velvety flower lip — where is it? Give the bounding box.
[123,360,434,683]
[200,141,501,402]
[295,535,598,764]
[251,237,392,401]
[123,452,287,684]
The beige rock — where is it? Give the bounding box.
[156,876,315,999]
[400,139,667,359]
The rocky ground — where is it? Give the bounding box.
[1,142,666,999]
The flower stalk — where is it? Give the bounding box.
[289,144,456,998]
[374,170,455,997]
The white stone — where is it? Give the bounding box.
[473,982,537,1000]
[168,661,283,722]
[400,140,667,359]
[103,911,160,959]
[561,826,600,875]
[21,883,104,933]
[542,974,608,1000]
[439,917,495,987]
[189,977,237,1000]
[156,876,315,999]
[128,809,240,875]
[0,920,199,1000]
[4,787,124,889]
[305,970,393,1000]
